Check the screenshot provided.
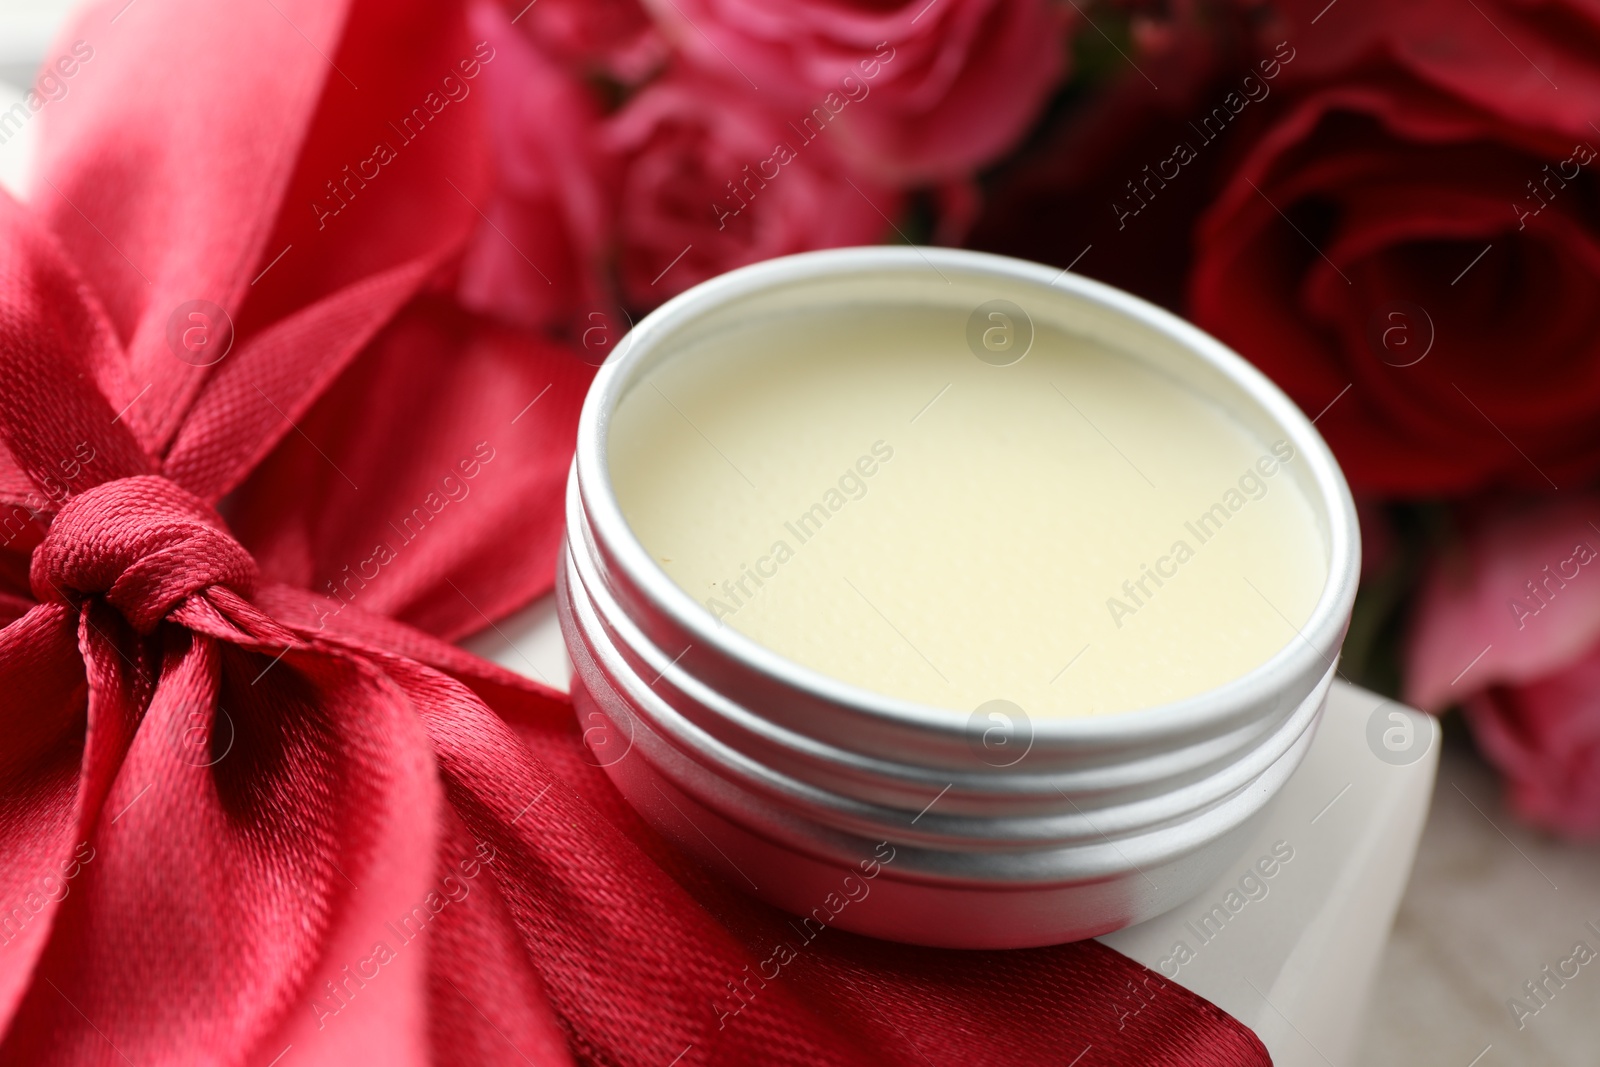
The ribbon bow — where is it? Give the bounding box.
[0,1,1271,1064]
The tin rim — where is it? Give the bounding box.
[563,537,1336,850]
[573,245,1359,748]
[565,515,1327,812]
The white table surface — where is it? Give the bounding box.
[1353,740,1600,1067]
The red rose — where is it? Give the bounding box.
[603,69,896,307]
[1464,654,1600,840]
[1187,0,1600,496]
[456,1,618,338]
[641,0,1071,183]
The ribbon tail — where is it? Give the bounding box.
[0,604,90,1027]
[258,584,572,723]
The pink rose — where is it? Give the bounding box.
[1467,654,1600,840]
[1406,496,1600,836]
[604,69,897,307]
[642,0,1071,183]
[457,2,617,338]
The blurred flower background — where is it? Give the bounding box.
[437,0,1600,840]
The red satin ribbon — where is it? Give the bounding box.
[0,0,1272,1063]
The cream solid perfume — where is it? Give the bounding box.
[558,247,1358,948]
[607,304,1326,719]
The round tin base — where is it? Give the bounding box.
[573,676,1285,949]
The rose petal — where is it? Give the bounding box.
[1406,494,1600,710]
[1466,652,1600,839]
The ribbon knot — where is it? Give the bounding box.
[29,474,260,633]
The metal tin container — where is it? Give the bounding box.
[556,247,1359,949]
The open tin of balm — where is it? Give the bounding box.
[557,246,1358,949]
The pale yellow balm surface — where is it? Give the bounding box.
[608,305,1327,718]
